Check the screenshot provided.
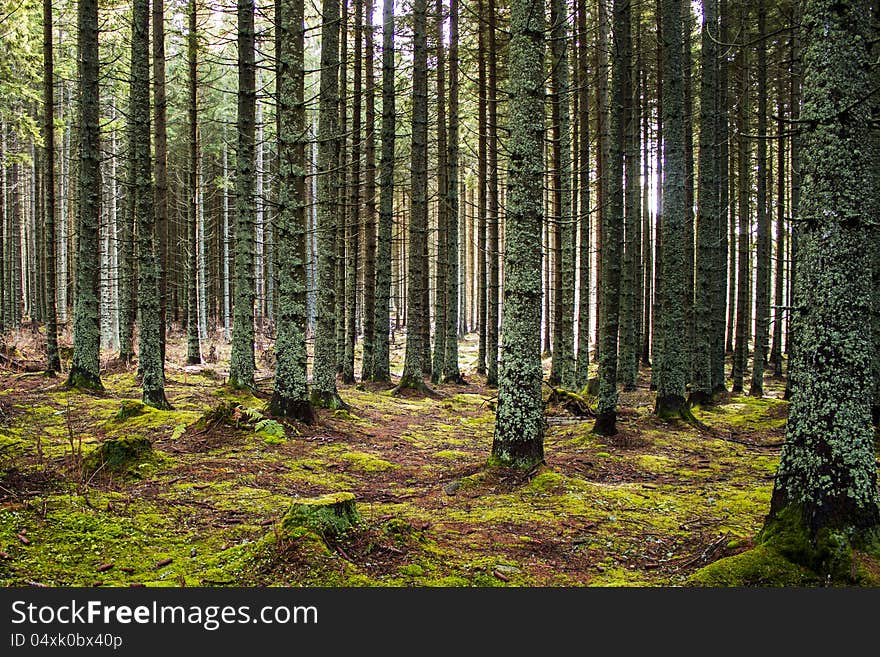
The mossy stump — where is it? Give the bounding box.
[84,436,153,473]
[281,492,360,540]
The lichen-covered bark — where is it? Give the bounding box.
[361,0,377,382]
[617,0,636,392]
[431,0,448,385]
[152,0,168,364]
[443,0,464,384]
[574,0,590,390]
[690,0,718,404]
[370,0,394,383]
[229,0,256,389]
[67,0,103,391]
[395,0,430,393]
[731,10,750,395]
[712,0,730,395]
[342,0,363,386]
[654,0,687,418]
[186,0,201,366]
[485,0,499,388]
[768,0,880,538]
[593,0,625,435]
[548,0,575,391]
[312,0,346,409]
[476,1,487,376]
[749,0,769,398]
[131,0,169,409]
[271,0,315,423]
[490,0,544,469]
[42,0,60,374]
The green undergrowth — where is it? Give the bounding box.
[1,347,857,587]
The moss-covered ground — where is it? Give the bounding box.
[0,327,868,587]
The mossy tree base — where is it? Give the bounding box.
[282,492,360,540]
[592,411,617,436]
[442,373,467,385]
[65,367,104,392]
[390,376,439,399]
[655,394,687,421]
[488,443,545,471]
[269,393,316,425]
[84,436,153,473]
[143,390,172,411]
[692,506,880,586]
[310,389,350,411]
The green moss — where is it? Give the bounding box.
[281,492,360,539]
[314,444,398,472]
[398,563,424,577]
[688,545,819,587]
[115,400,147,421]
[84,436,153,473]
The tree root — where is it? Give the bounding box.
[543,381,595,417]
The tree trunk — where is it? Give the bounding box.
[229,0,257,388]
[574,0,591,390]
[548,0,574,390]
[431,0,448,384]
[749,0,769,398]
[67,0,103,391]
[491,0,545,469]
[485,0,499,387]
[361,0,377,382]
[654,0,688,419]
[186,0,202,365]
[443,0,463,383]
[371,0,395,383]
[311,0,347,409]
[131,0,169,408]
[271,0,315,423]
[765,0,880,568]
[731,8,750,394]
[152,0,168,365]
[476,0,487,375]
[394,0,431,394]
[42,0,61,374]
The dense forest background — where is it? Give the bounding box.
[0,0,878,587]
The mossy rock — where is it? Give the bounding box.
[84,436,153,473]
[281,492,360,540]
[115,400,147,421]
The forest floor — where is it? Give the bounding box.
[0,325,791,587]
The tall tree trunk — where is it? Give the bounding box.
[343,0,363,385]
[476,0,487,375]
[682,2,694,388]
[731,8,750,394]
[431,0,448,384]
[42,0,60,374]
[443,0,463,383]
[618,0,637,391]
[394,0,431,394]
[312,0,347,409]
[750,0,769,397]
[67,0,103,390]
[713,0,729,394]
[593,0,626,435]
[764,0,880,569]
[549,0,574,390]
[770,88,785,377]
[371,0,395,383]
[271,0,315,423]
[690,0,718,404]
[574,0,591,390]
[153,0,168,365]
[229,0,257,388]
[654,0,688,418]
[485,0,499,387]
[491,0,545,469]
[186,0,202,365]
[335,1,348,374]
[132,0,169,408]
[361,0,377,381]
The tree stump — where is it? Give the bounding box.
[282,492,360,539]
